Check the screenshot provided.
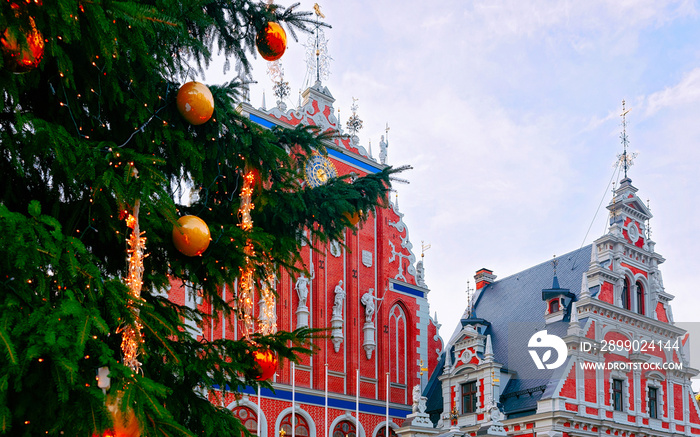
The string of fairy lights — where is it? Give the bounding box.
[118,199,146,374]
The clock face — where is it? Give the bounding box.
[304,154,337,188]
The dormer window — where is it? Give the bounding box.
[548,299,560,314]
[636,281,645,315]
[621,277,631,310]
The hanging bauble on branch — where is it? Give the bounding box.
[92,393,141,437]
[176,81,214,125]
[256,22,287,61]
[172,215,211,256]
[344,210,362,227]
[250,349,278,381]
[1,15,44,73]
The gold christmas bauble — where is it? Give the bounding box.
[172,215,211,257]
[256,22,287,61]
[176,81,214,125]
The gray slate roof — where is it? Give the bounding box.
[437,245,592,417]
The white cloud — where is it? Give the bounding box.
[643,67,700,115]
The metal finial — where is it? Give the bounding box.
[267,61,290,105]
[551,255,558,275]
[346,97,363,135]
[646,198,652,239]
[466,280,473,317]
[617,99,638,179]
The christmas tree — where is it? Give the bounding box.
[0,1,398,435]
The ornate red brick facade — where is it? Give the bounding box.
[168,82,443,437]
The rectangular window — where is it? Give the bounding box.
[613,379,623,411]
[648,387,658,419]
[461,381,477,414]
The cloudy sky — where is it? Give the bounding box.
[210,0,700,381]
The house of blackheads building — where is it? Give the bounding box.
[167,80,444,437]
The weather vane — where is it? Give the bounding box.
[304,3,332,87]
[617,99,638,179]
[421,241,431,260]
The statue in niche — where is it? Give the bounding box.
[295,271,314,308]
[332,280,345,318]
[361,288,383,323]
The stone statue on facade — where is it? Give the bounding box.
[295,272,313,308]
[295,269,314,329]
[330,280,345,352]
[379,135,388,165]
[361,288,382,359]
[361,288,383,323]
[412,384,427,414]
[332,280,345,318]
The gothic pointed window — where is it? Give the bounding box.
[389,304,407,388]
[621,278,631,310]
[636,281,645,315]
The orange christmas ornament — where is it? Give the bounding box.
[176,81,214,125]
[1,16,44,73]
[344,211,361,226]
[92,394,140,437]
[251,349,278,381]
[172,215,211,256]
[255,22,287,61]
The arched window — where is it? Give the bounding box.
[636,281,645,315]
[548,299,560,314]
[375,426,398,437]
[332,420,356,437]
[232,406,257,436]
[389,304,407,387]
[621,277,631,310]
[280,413,309,437]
